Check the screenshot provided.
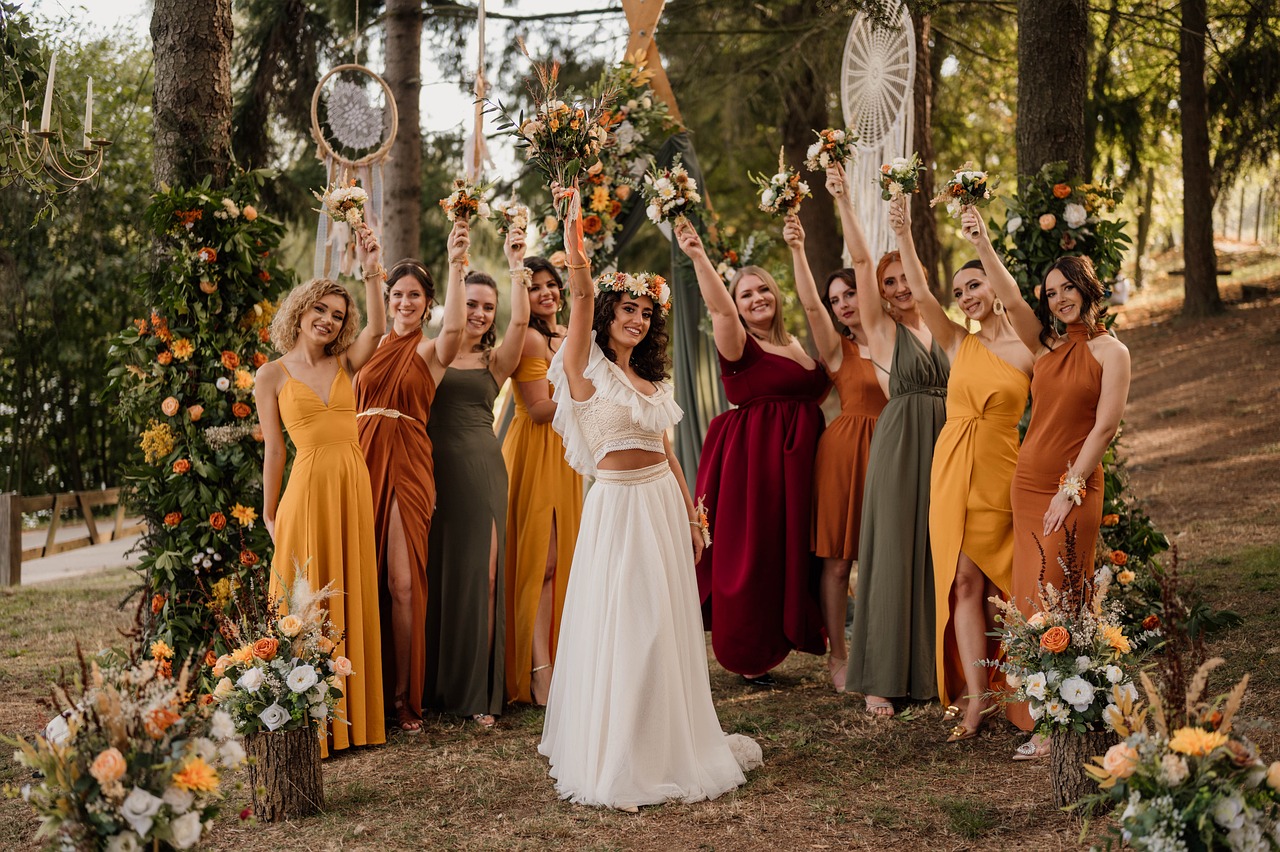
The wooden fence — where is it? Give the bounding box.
[0,488,145,586]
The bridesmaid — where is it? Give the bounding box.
[970,207,1131,759]
[843,204,950,717]
[425,226,531,727]
[353,221,468,733]
[781,169,886,693]
[502,255,583,705]
[675,219,828,684]
[256,226,386,755]
[889,196,1031,741]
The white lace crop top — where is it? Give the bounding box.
[547,334,684,477]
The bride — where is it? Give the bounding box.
[538,185,762,811]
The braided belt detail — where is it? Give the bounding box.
[356,407,418,422]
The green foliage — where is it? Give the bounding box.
[107,171,294,667]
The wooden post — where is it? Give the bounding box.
[245,728,324,821]
[1051,729,1117,814]
[622,0,683,124]
[0,492,20,586]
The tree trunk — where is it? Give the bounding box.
[245,729,324,822]
[151,0,233,189]
[910,11,943,301]
[1179,0,1222,316]
[1083,0,1121,177]
[1133,167,1156,289]
[1050,729,1116,814]
[383,0,423,264]
[1016,0,1088,180]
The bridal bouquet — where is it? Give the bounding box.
[210,573,350,736]
[752,150,811,217]
[642,155,702,225]
[3,651,243,851]
[439,178,492,224]
[877,153,924,200]
[931,161,998,217]
[804,127,858,172]
[490,200,530,235]
[313,180,368,227]
[983,534,1156,735]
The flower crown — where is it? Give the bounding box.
[594,271,672,316]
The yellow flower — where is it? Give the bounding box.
[139,420,177,464]
[150,640,174,661]
[213,676,234,700]
[1117,569,1136,585]
[230,645,254,666]
[171,338,195,361]
[172,756,220,792]
[1169,726,1229,757]
[234,369,254,390]
[230,503,257,528]
[589,186,611,213]
[1267,761,1280,790]
[1101,624,1132,654]
[278,614,303,637]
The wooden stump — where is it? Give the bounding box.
[245,728,324,821]
[1050,729,1116,813]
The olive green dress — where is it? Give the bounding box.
[846,324,950,702]
[424,367,507,717]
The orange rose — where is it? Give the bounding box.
[145,707,181,738]
[161,396,180,416]
[232,401,252,418]
[1039,625,1071,654]
[164,511,182,527]
[243,205,258,221]
[582,215,603,235]
[197,247,218,263]
[187,404,204,422]
[198,693,216,707]
[239,549,259,566]
[209,512,226,530]
[204,650,218,667]
[257,270,271,281]
[90,747,127,785]
[221,350,241,369]
[252,637,279,661]
[258,327,271,343]
[1111,550,1129,566]
[199,279,218,295]
[317,636,335,655]
[614,184,632,202]
[157,351,173,365]
[172,458,191,475]
[1052,183,1072,199]
[609,200,623,217]
[1102,514,1120,527]
[252,352,269,368]
[152,594,166,615]
[1038,213,1057,231]
[1142,614,1160,631]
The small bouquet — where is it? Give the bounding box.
[692,495,712,547]
[490,199,530,235]
[983,532,1156,735]
[642,155,702,225]
[708,226,770,285]
[439,178,491,223]
[752,149,811,217]
[931,161,998,217]
[3,650,244,851]
[313,180,369,227]
[210,572,350,736]
[804,127,858,172]
[877,153,924,200]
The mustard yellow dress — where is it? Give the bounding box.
[502,355,583,703]
[269,364,385,755]
[929,334,1029,706]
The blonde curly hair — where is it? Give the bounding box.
[269,278,361,355]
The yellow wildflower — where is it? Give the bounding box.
[230,645,254,666]
[139,420,176,464]
[1169,726,1229,757]
[172,756,220,792]
[150,640,174,661]
[234,369,254,390]
[230,503,257,528]
[171,338,195,361]
[1101,624,1132,654]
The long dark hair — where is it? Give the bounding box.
[523,256,563,342]
[1037,255,1106,347]
[386,258,436,305]
[592,290,670,382]
[464,270,498,352]
[823,268,857,338]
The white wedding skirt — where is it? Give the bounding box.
[538,462,760,809]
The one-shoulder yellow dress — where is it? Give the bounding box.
[269,364,385,755]
[502,355,583,704]
[929,334,1029,706]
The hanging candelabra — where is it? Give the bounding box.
[3,50,111,191]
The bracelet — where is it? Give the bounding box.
[362,264,387,280]
[566,260,590,270]
[691,496,712,547]
[510,267,532,287]
[1058,469,1087,506]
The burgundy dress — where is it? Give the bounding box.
[695,335,830,675]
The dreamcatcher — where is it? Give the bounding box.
[840,5,915,256]
[310,59,398,278]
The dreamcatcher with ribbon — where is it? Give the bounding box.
[309,14,398,279]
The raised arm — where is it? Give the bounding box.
[491,226,531,383]
[783,212,843,370]
[428,220,469,372]
[556,184,596,403]
[344,226,387,374]
[890,195,965,356]
[674,218,746,361]
[961,206,1043,354]
[254,362,286,543]
[828,162,875,269]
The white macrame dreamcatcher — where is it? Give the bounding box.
[840,4,916,257]
[310,61,398,278]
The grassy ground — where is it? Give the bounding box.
[2,277,1278,851]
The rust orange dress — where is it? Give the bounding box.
[354,329,436,721]
[1008,322,1105,731]
[813,337,888,560]
[270,363,384,755]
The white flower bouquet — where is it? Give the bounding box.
[877,152,924,200]
[490,200,530,235]
[3,651,243,851]
[751,150,811,217]
[439,178,492,224]
[930,161,999,218]
[642,155,702,225]
[804,127,858,172]
[312,180,369,227]
[209,573,350,737]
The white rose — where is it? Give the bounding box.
[219,739,246,770]
[1025,672,1048,700]
[162,786,195,814]
[797,180,810,195]
[309,702,329,720]
[258,702,289,732]
[1212,795,1245,830]
[168,810,204,850]
[1060,675,1096,712]
[286,665,319,694]
[215,377,230,392]
[761,189,776,208]
[44,713,71,746]
[119,786,164,837]
[209,710,235,741]
[1005,672,1022,690]
[236,668,264,693]
[1006,215,1023,234]
[1063,202,1088,229]
[477,201,491,219]
[1029,701,1045,721]
[106,832,142,852]
[1116,681,1139,703]
[1105,665,1125,684]
[1102,703,1124,731]
[1075,655,1092,673]
[213,676,235,701]
[891,157,909,169]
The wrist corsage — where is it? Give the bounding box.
[1058,467,1087,506]
[690,495,712,547]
